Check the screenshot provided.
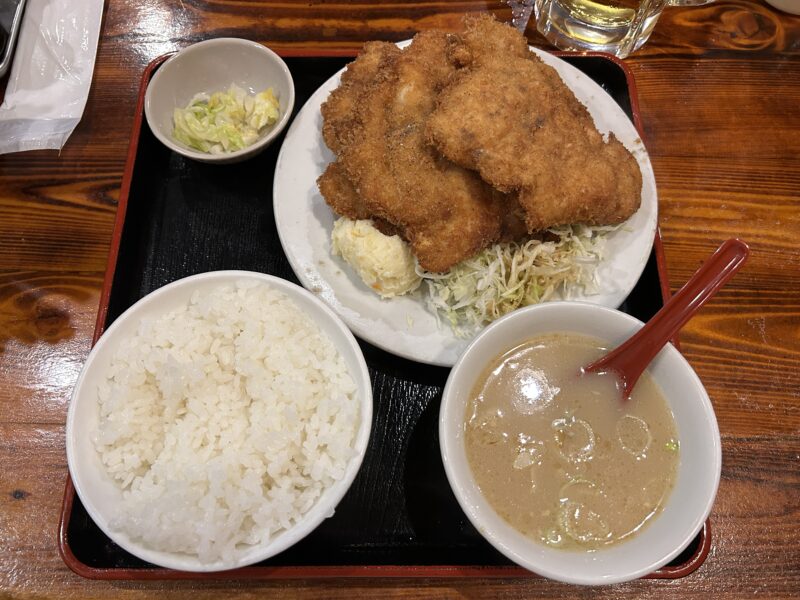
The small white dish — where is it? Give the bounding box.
[439,301,721,585]
[273,44,658,367]
[66,271,372,572]
[145,38,295,164]
[764,0,800,15]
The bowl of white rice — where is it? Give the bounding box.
[66,271,372,572]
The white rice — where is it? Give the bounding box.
[93,279,360,563]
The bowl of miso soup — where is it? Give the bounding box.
[439,301,721,585]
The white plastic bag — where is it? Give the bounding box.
[0,0,103,154]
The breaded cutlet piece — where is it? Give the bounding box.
[317,162,402,237]
[321,42,400,155]
[335,30,508,273]
[427,14,642,232]
[318,161,370,221]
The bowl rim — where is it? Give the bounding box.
[438,300,722,585]
[143,37,296,162]
[65,270,372,572]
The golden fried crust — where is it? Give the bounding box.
[498,199,530,242]
[450,13,532,67]
[427,14,642,232]
[317,162,403,237]
[320,42,401,154]
[334,30,508,273]
[317,162,402,237]
[317,161,371,221]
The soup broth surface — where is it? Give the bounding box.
[465,332,679,551]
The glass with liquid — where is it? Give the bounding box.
[534,0,671,58]
[669,0,715,6]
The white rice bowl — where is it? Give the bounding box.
[66,272,372,571]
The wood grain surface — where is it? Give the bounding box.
[2,0,799,598]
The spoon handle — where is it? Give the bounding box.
[585,238,750,399]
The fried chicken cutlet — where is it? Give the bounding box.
[319,42,404,238]
[319,30,518,273]
[427,14,643,233]
[321,42,400,155]
[317,161,401,237]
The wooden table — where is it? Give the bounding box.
[1,0,798,597]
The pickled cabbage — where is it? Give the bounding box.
[172,84,280,154]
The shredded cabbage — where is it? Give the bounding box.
[172,84,280,154]
[419,224,617,337]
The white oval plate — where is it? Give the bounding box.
[273,45,657,367]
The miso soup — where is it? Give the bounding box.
[464,332,679,551]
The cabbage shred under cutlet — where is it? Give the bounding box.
[419,224,617,337]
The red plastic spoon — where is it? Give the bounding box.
[583,238,750,400]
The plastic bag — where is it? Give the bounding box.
[0,0,103,154]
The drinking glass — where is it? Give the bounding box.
[669,0,715,6]
[533,0,671,58]
[507,0,536,32]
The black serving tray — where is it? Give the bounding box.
[59,52,710,580]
